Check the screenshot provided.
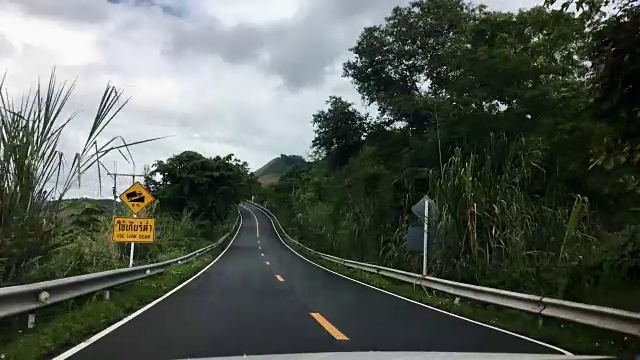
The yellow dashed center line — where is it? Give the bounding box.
[265,261,270,265]
[275,274,284,282]
[310,313,349,340]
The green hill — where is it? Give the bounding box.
[254,154,307,185]
[48,198,128,216]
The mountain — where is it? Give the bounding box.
[254,154,308,185]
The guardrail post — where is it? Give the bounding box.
[104,290,111,301]
[27,313,36,329]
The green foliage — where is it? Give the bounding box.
[26,219,122,284]
[0,70,160,285]
[263,0,640,321]
[3,197,229,286]
[145,151,253,223]
[343,0,473,132]
[311,96,369,169]
[427,136,603,298]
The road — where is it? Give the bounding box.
[60,204,564,359]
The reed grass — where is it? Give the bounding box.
[0,69,161,284]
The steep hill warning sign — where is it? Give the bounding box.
[119,182,155,214]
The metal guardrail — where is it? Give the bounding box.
[0,213,240,320]
[247,201,640,338]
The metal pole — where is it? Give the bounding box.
[112,161,117,218]
[128,240,135,268]
[422,199,429,276]
[128,174,136,268]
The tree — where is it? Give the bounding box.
[311,96,369,169]
[145,151,251,222]
[343,0,473,133]
[545,0,640,225]
[345,0,590,141]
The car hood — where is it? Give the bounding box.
[181,351,612,360]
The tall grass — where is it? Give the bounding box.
[0,70,160,284]
[427,134,604,297]
[139,209,208,262]
[19,200,230,284]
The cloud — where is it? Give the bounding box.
[0,0,539,198]
[1,0,113,22]
[0,34,14,56]
[165,0,411,89]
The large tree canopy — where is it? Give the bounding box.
[146,151,254,222]
[311,96,369,169]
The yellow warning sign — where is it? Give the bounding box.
[119,182,155,214]
[113,216,156,243]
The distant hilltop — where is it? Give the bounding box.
[253,154,308,185]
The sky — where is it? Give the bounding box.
[0,0,540,198]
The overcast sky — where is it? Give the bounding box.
[0,0,540,198]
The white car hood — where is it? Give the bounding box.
[181,351,612,360]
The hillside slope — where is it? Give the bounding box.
[254,154,307,185]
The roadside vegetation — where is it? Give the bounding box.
[0,71,256,358]
[258,0,639,354]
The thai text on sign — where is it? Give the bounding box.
[113,216,156,243]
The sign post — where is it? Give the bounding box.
[409,196,431,276]
[422,199,429,276]
[129,213,137,268]
[129,229,135,268]
[116,181,156,267]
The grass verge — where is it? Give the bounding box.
[284,237,639,358]
[0,238,231,360]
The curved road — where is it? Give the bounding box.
[59,204,564,359]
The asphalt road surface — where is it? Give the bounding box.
[60,204,565,360]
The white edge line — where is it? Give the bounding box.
[52,210,243,360]
[242,202,259,237]
[246,204,572,356]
